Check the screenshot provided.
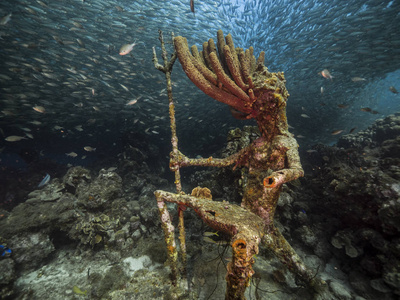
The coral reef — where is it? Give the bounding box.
[0,144,167,299]
[1,108,398,299]
[153,30,328,299]
[295,112,400,299]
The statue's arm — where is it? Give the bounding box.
[263,136,304,188]
[169,144,251,170]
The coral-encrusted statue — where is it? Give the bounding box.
[153,30,327,299]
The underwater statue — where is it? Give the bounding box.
[153,30,327,299]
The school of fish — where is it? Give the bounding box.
[0,0,399,156]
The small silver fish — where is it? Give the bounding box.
[119,83,130,92]
[319,69,333,80]
[33,106,46,113]
[389,86,398,94]
[351,77,366,82]
[84,146,96,152]
[331,129,344,135]
[119,41,137,55]
[0,13,12,26]
[38,173,50,187]
[66,152,78,157]
[126,99,138,106]
[5,135,26,142]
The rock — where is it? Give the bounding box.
[370,278,392,293]
[9,232,54,271]
[378,201,400,234]
[77,169,122,210]
[349,270,385,299]
[295,225,318,248]
[304,254,323,271]
[26,179,65,203]
[0,193,77,238]
[329,281,352,300]
[140,183,156,197]
[360,255,383,277]
[129,201,141,214]
[63,166,91,194]
[389,238,400,256]
[331,230,362,258]
[90,265,129,299]
[0,258,15,285]
[382,269,400,291]
[314,240,332,260]
[132,229,141,240]
[277,192,293,206]
[358,228,387,253]
[0,258,15,299]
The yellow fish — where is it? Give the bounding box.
[203,231,219,237]
[72,285,87,296]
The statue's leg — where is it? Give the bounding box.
[156,199,179,285]
[177,206,187,278]
[225,237,256,300]
[262,226,328,295]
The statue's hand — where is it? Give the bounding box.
[169,150,189,170]
[263,172,284,188]
[263,167,304,188]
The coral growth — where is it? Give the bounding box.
[295,112,400,298]
[0,154,163,299]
